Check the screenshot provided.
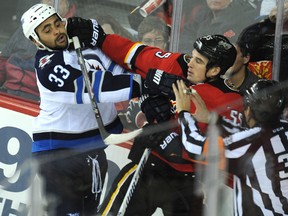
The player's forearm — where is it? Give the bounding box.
[102,34,139,71]
[102,34,186,79]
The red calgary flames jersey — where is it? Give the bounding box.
[102,34,243,172]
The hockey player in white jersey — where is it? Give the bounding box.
[21,3,142,215]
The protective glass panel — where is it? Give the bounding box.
[0,1,287,216]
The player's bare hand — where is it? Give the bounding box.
[172,80,192,113]
[189,88,210,123]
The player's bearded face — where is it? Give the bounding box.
[36,15,68,50]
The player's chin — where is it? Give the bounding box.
[56,35,68,48]
[186,74,194,83]
[54,41,69,50]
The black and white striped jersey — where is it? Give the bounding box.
[226,121,288,216]
[179,111,288,215]
[32,47,140,152]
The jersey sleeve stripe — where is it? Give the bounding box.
[75,77,84,104]
[108,61,116,72]
[124,43,143,70]
[93,70,103,103]
[129,75,133,99]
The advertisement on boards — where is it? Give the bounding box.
[0,103,131,216]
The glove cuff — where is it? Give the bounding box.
[97,32,107,49]
[89,19,106,48]
[91,19,106,49]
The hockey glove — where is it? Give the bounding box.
[128,123,159,163]
[144,69,190,99]
[152,130,186,163]
[139,94,173,124]
[67,17,106,48]
[128,123,184,164]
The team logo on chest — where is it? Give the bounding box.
[86,59,105,72]
[83,54,105,72]
[39,54,55,69]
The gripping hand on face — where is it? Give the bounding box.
[144,69,190,99]
[67,17,106,48]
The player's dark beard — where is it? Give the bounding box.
[48,33,69,51]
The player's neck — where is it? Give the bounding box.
[229,68,246,88]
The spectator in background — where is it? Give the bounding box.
[137,15,170,51]
[0,0,77,101]
[179,0,257,53]
[223,1,288,91]
[237,17,288,81]
[223,42,260,95]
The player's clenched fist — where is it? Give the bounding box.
[67,17,106,48]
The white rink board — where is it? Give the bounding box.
[0,106,134,215]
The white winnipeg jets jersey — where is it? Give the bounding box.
[32,47,136,152]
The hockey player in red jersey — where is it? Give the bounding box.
[67,18,244,215]
[99,94,207,215]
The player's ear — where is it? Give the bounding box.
[207,66,221,78]
[243,53,250,65]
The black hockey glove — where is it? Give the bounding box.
[152,129,185,163]
[67,17,106,48]
[139,94,173,124]
[144,69,190,99]
[128,123,184,164]
[128,123,159,163]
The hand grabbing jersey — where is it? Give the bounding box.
[67,17,106,48]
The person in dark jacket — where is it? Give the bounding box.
[178,0,257,53]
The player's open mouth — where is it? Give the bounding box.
[57,34,66,43]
